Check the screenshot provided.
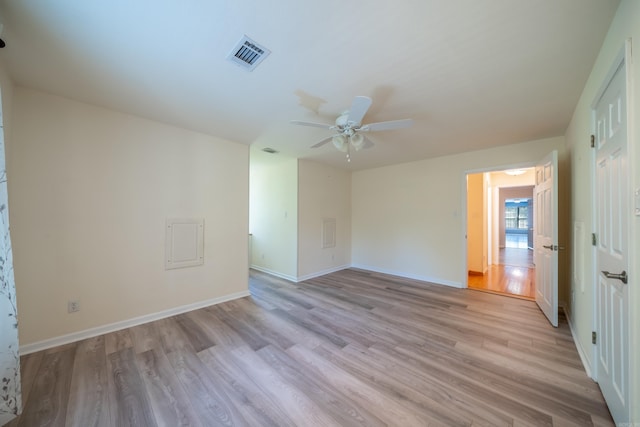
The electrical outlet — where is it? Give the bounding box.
[68,300,80,313]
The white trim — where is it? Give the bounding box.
[563,303,594,379]
[296,264,350,282]
[462,163,537,291]
[19,290,250,355]
[250,265,298,282]
[350,263,464,288]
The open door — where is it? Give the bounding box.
[534,150,558,327]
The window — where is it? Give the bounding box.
[505,202,528,229]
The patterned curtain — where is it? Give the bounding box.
[0,90,21,424]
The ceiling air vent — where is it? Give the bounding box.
[227,35,271,71]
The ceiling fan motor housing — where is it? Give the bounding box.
[336,111,355,126]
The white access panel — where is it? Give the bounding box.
[165,218,204,270]
[322,218,336,248]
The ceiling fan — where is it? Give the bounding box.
[291,96,413,162]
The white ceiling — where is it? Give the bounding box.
[0,0,619,170]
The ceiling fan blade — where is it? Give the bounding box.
[310,135,334,148]
[361,118,413,132]
[362,135,375,149]
[290,120,334,130]
[346,96,372,125]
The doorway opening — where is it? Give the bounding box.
[502,196,534,268]
[466,168,536,300]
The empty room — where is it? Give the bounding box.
[0,0,638,425]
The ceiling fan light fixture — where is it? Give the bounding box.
[351,133,364,151]
[505,169,526,176]
[332,135,348,152]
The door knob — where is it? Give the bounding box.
[543,244,554,250]
[602,270,628,284]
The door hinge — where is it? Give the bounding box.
[592,331,597,345]
[592,233,597,246]
[590,134,595,148]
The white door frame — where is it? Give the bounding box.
[462,163,535,289]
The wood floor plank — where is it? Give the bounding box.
[136,349,203,427]
[65,336,111,427]
[315,343,486,426]
[129,321,162,354]
[270,307,349,348]
[286,343,440,426]
[198,346,297,427]
[338,343,514,427]
[174,312,216,353]
[256,344,387,427]
[376,342,554,426]
[206,304,271,351]
[405,339,603,424]
[18,345,76,427]
[154,316,196,355]
[164,347,246,426]
[468,264,535,299]
[187,308,245,350]
[12,268,614,426]
[104,329,134,355]
[227,344,341,426]
[222,299,295,350]
[231,297,327,349]
[454,340,607,403]
[106,347,157,427]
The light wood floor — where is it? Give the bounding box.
[468,264,536,300]
[499,247,534,269]
[468,248,536,299]
[9,268,612,426]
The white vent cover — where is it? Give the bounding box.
[227,35,271,71]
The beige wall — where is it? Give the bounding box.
[249,148,298,279]
[466,173,485,274]
[352,136,567,290]
[297,159,351,279]
[0,63,13,148]
[249,154,351,281]
[8,87,249,346]
[565,0,639,418]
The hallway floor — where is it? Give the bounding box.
[468,264,535,300]
[468,247,535,299]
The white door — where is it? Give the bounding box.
[594,57,630,424]
[534,150,558,327]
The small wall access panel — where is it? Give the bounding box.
[322,218,336,249]
[165,218,204,270]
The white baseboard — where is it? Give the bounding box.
[296,265,351,282]
[19,290,251,355]
[250,264,351,283]
[562,303,594,379]
[250,265,298,282]
[350,263,463,288]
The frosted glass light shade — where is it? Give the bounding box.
[351,133,364,151]
[332,135,348,152]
